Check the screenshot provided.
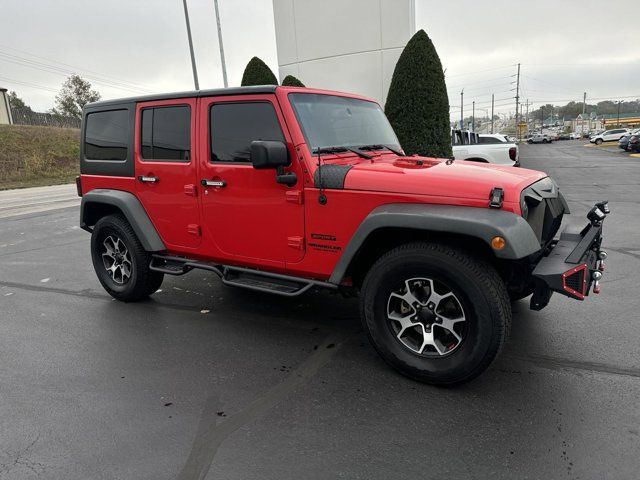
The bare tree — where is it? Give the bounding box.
[52,75,101,119]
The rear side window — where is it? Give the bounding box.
[479,136,501,144]
[140,106,190,161]
[210,102,284,162]
[85,109,128,160]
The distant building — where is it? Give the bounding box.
[0,88,13,125]
[573,113,602,133]
[601,112,640,128]
[272,0,416,105]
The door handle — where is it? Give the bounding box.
[138,175,159,183]
[201,179,226,188]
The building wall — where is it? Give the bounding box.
[272,0,415,106]
[0,88,13,125]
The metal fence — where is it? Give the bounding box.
[10,107,80,129]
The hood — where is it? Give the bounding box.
[333,154,547,207]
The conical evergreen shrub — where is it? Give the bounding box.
[385,30,452,158]
[282,75,305,87]
[241,57,278,86]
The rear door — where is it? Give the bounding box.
[197,94,305,269]
[135,98,201,250]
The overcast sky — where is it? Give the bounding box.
[2,0,638,115]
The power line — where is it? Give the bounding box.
[0,53,153,95]
[0,75,59,93]
[445,64,516,78]
[0,44,156,92]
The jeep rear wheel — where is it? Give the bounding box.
[91,214,164,302]
[360,242,511,385]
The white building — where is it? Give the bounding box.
[272,0,416,106]
[0,88,13,125]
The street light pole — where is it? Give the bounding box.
[182,0,199,90]
[213,0,228,88]
[491,93,494,134]
[472,101,475,132]
[617,100,621,128]
[460,89,464,133]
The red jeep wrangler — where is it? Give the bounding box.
[78,86,608,384]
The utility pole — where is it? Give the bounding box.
[514,63,520,140]
[525,99,529,134]
[182,0,199,90]
[213,0,228,88]
[460,89,464,134]
[617,100,621,127]
[541,106,544,132]
[491,93,495,134]
[582,92,586,134]
[472,101,475,132]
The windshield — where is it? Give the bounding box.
[288,93,401,153]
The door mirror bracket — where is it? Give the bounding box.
[275,167,297,187]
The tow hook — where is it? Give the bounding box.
[592,271,602,294]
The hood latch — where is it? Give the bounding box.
[489,187,504,209]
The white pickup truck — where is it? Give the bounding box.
[451,130,519,166]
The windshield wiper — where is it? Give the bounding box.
[313,146,348,155]
[313,146,371,159]
[357,144,404,156]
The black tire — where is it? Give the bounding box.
[360,242,511,385]
[527,140,533,144]
[91,214,164,302]
[595,138,603,145]
[542,139,548,143]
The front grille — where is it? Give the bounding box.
[522,178,568,246]
[564,268,584,293]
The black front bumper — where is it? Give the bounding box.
[529,202,608,310]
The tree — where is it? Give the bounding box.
[7,91,32,112]
[240,57,278,86]
[281,75,305,87]
[52,74,101,119]
[385,29,451,158]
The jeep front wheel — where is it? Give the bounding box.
[360,242,511,385]
[91,214,164,302]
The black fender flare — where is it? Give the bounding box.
[329,203,541,284]
[80,189,165,252]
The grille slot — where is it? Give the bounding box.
[564,269,584,293]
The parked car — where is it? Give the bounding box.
[628,135,640,153]
[570,132,583,140]
[620,129,640,150]
[452,130,519,166]
[559,133,571,140]
[78,85,608,385]
[527,134,552,144]
[590,128,630,145]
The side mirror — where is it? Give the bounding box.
[250,140,290,169]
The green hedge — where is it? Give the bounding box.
[385,30,452,158]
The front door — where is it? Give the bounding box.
[135,98,201,250]
[197,94,305,269]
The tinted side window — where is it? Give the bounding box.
[85,109,128,161]
[210,102,284,162]
[479,136,501,144]
[140,106,190,161]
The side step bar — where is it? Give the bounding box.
[149,254,337,297]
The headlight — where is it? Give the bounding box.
[520,199,529,219]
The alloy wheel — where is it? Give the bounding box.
[387,277,467,357]
[101,235,132,284]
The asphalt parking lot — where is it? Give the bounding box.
[1,140,639,479]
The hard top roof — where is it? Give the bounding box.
[85,85,278,109]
